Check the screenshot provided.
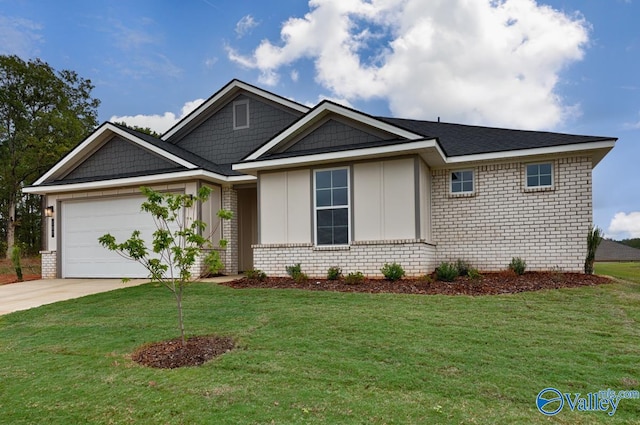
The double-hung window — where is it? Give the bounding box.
[526,163,553,188]
[451,170,474,194]
[314,168,349,245]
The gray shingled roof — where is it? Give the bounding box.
[595,239,640,262]
[377,117,616,157]
[113,123,243,176]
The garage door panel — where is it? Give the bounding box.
[62,196,170,278]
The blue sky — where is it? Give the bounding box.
[1,0,638,239]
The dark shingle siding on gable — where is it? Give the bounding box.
[63,136,184,181]
[378,117,614,157]
[285,119,383,153]
[175,94,302,165]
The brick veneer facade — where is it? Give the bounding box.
[253,239,436,278]
[222,187,239,275]
[40,250,57,279]
[431,156,592,272]
[252,155,592,276]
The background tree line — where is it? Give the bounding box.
[0,55,100,258]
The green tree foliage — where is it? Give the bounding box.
[619,238,640,250]
[99,186,232,345]
[113,121,161,138]
[0,55,99,257]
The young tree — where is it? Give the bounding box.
[99,186,232,345]
[0,55,99,257]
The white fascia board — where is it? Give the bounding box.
[444,139,617,165]
[234,139,441,173]
[161,80,310,141]
[32,123,196,186]
[23,170,256,195]
[245,102,425,161]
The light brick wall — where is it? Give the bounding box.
[431,156,592,272]
[40,250,57,279]
[253,239,436,278]
[222,187,238,275]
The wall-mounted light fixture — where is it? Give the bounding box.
[45,206,54,217]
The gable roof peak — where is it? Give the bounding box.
[161,79,310,142]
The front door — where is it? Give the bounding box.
[237,187,257,272]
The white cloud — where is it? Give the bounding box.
[0,16,43,57]
[236,15,258,38]
[228,0,589,130]
[111,98,205,134]
[608,212,640,239]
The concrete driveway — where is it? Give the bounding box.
[0,278,149,315]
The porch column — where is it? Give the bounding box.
[222,186,238,275]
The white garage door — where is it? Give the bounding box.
[61,196,161,278]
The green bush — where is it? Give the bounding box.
[327,266,342,280]
[467,267,482,280]
[345,271,365,285]
[584,226,603,275]
[380,262,405,281]
[436,262,458,282]
[245,269,267,281]
[286,263,303,278]
[508,257,527,275]
[11,245,23,282]
[455,259,471,277]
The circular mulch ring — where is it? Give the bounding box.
[221,271,612,296]
[131,335,234,369]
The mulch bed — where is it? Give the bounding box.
[0,274,41,285]
[131,335,235,369]
[221,271,612,296]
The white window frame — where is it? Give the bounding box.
[525,162,554,189]
[313,167,350,246]
[233,99,249,130]
[450,169,475,195]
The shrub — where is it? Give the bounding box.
[508,257,527,275]
[286,263,308,283]
[380,262,405,281]
[467,267,482,280]
[584,226,603,275]
[245,269,267,281]
[345,271,365,285]
[436,262,458,282]
[418,274,434,284]
[455,259,471,277]
[286,263,303,278]
[327,266,342,280]
[11,245,23,282]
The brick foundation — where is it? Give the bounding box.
[40,250,57,279]
[253,239,436,278]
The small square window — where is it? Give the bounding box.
[233,100,249,129]
[451,170,474,194]
[526,163,553,188]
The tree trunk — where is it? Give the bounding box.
[175,287,186,346]
[6,199,15,260]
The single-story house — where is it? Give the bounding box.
[24,79,617,278]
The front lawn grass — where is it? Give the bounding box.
[595,262,640,284]
[1,278,639,424]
